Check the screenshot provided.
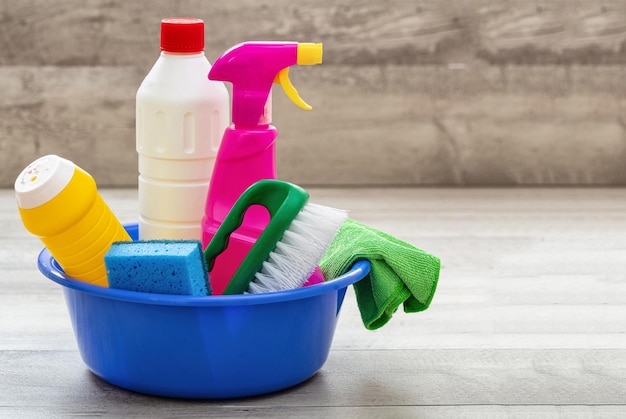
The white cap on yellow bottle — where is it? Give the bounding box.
[15,155,76,209]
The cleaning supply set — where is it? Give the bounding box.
[20,16,441,399]
[16,21,335,297]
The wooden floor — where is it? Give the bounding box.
[2,187,626,418]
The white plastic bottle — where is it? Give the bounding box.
[136,17,229,240]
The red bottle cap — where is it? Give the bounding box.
[160,18,204,53]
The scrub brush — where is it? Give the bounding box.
[203,179,347,294]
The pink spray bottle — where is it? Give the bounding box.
[201,42,324,295]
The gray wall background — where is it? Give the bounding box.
[1,0,625,187]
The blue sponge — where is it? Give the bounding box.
[104,240,210,296]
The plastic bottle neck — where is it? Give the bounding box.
[161,50,205,57]
[233,123,271,130]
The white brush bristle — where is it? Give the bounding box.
[246,203,348,294]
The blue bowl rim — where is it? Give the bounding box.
[37,226,370,307]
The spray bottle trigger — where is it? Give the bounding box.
[274,68,312,111]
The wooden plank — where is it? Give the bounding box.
[1,348,625,409]
[1,65,625,187]
[0,405,625,419]
[0,0,624,66]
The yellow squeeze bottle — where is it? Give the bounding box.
[15,155,131,287]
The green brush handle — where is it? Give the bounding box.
[203,179,310,294]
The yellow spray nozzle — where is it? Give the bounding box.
[274,68,311,110]
[297,43,323,65]
[272,43,323,110]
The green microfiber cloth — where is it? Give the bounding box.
[319,218,440,330]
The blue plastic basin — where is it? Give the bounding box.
[37,223,369,399]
